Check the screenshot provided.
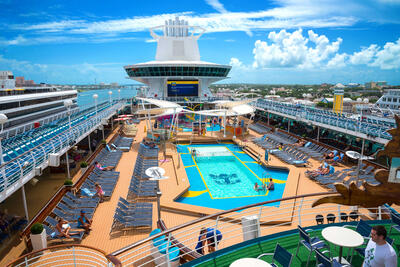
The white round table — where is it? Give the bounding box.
[345,151,374,160]
[322,226,364,264]
[230,258,272,267]
[145,167,169,180]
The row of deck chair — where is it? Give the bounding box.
[294,142,332,160]
[248,123,272,134]
[111,197,153,233]
[127,177,158,199]
[94,148,123,167]
[309,164,377,191]
[43,188,104,242]
[138,143,159,158]
[253,135,281,150]
[270,146,310,166]
[114,135,133,148]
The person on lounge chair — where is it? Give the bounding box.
[55,218,76,238]
[293,139,306,147]
[77,210,92,234]
[94,161,114,171]
[306,162,330,177]
[95,183,105,202]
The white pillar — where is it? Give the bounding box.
[223,111,227,138]
[65,151,71,179]
[355,138,365,186]
[88,134,92,153]
[21,185,29,222]
[317,126,320,142]
[288,119,290,133]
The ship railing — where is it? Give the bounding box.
[255,99,392,141]
[1,101,116,154]
[0,101,125,202]
[110,192,392,267]
[6,244,121,267]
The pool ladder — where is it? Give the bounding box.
[261,171,271,186]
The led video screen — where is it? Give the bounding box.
[167,80,198,97]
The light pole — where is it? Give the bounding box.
[118,89,121,102]
[63,100,73,180]
[145,167,168,222]
[0,113,8,166]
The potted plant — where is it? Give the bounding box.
[64,179,73,190]
[80,161,88,174]
[30,223,47,251]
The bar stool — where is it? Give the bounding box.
[340,212,348,222]
[327,213,336,223]
[350,211,359,221]
[316,214,324,225]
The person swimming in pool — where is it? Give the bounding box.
[254,182,260,191]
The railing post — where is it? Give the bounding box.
[24,255,29,266]
[378,206,382,220]
[166,233,171,267]
[214,216,219,251]
[73,246,77,267]
[298,197,304,226]
[338,205,341,223]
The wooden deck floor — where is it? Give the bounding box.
[1,120,390,266]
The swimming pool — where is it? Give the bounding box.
[176,144,289,210]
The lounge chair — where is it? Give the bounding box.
[43,225,84,241]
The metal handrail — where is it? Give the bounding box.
[111,191,392,266]
[6,244,121,267]
[111,192,336,256]
[0,101,125,201]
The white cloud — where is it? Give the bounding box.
[205,0,228,13]
[349,45,378,65]
[347,38,400,70]
[252,29,343,69]
[327,53,347,68]
[229,57,244,68]
[370,38,400,69]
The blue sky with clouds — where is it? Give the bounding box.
[1,0,400,85]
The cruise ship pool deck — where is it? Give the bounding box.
[2,118,399,266]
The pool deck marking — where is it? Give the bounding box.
[191,152,214,199]
[182,190,208,197]
[178,144,288,200]
[181,144,273,199]
[225,146,269,197]
[184,165,196,168]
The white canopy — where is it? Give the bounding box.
[136,97,255,117]
[136,97,183,117]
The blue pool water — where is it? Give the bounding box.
[175,144,289,210]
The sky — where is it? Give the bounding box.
[1,0,400,85]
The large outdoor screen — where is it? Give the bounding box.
[167,80,198,97]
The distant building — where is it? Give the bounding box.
[0,71,15,89]
[15,76,36,86]
[365,81,387,89]
[347,83,360,88]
